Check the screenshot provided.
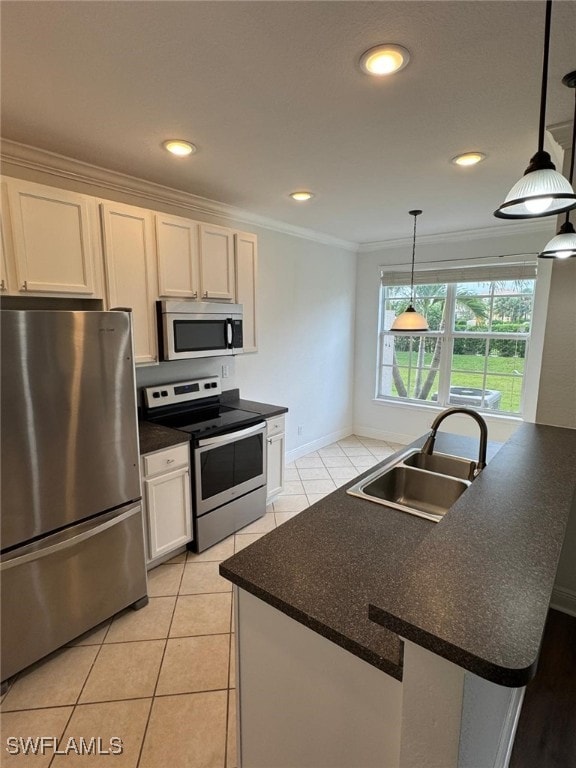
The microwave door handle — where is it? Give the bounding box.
[226,318,233,348]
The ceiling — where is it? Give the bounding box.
[1,1,575,245]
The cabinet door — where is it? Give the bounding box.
[100,202,158,365]
[235,232,258,352]
[156,213,200,298]
[199,223,235,301]
[267,432,285,501]
[6,179,97,295]
[144,468,192,561]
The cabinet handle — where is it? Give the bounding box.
[0,279,5,292]
[203,291,208,298]
[267,438,272,444]
[21,281,28,291]
[166,458,175,464]
[191,291,198,299]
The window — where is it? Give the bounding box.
[377,263,537,416]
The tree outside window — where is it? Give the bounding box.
[378,278,535,415]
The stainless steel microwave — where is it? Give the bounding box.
[157,301,243,361]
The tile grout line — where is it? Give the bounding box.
[135,579,182,768]
[44,636,110,768]
[46,704,77,768]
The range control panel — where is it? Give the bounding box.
[144,376,222,409]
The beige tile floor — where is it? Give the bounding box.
[0,435,400,768]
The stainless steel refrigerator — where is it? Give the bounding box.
[1,309,148,683]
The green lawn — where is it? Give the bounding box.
[390,352,525,413]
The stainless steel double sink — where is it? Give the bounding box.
[346,449,477,523]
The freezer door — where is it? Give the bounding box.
[1,310,141,549]
[0,502,147,681]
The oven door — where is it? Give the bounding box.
[194,422,267,516]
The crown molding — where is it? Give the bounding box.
[548,121,573,151]
[0,139,357,252]
[357,219,555,253]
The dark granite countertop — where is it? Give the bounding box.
[138,421,190,455]
[138,391,287,454]
[369,423,576,687]
[220,424,576,687]
[221,388,288,419]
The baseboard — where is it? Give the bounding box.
[285,427,353,464]
[352,424,412,446]
[550,585,576,617]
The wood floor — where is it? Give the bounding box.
[510,608,576,768]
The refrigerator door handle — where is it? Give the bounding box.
[0,502,142,571]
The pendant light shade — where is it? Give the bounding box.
[539,71,576,258]
[539,220,576,258]
[494,0,576,220]
[390,210,429,332]
[390,304,429,331]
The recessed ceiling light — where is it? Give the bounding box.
[163,140,197,157]
[359,44,410,76]
[451,152,486,167]
[290,191,314,202]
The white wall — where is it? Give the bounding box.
[352,223,555,445]
[234,228,356,454]
[535,134,576,614]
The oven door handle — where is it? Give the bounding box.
[197,421,266,448]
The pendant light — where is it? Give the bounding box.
[494,0,576,220]
[539,71,576,258]
[390,210,429,332]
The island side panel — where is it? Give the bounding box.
[235,587,402,768]
[400,640,525,768]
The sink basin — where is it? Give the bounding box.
[347,449,472,522]
[403,451,476,481]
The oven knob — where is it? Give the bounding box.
[161,390,168,397]
[211,382,218,388]
[152,392,160,399]
[204,383,211,389]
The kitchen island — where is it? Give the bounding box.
[220,423,576,768]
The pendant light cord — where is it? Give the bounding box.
[410,212,417,305]
[538,0,552,152]
[570,89,576,185]
[562,77,576,224]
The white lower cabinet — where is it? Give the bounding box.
[141,443,192,565]
[266,415,285,502]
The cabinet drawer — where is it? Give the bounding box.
[266,415,285,437]
[143,444,189,477]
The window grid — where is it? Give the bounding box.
[377,280,534,416]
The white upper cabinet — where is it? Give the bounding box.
[155,213,200,299]
[5,179,98,295]
[199,223,236,302]
[100,201,158,365]
[235,231,258,353]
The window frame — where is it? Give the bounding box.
[376,278,535,417]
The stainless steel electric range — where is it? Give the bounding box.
[142,376,267,552]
